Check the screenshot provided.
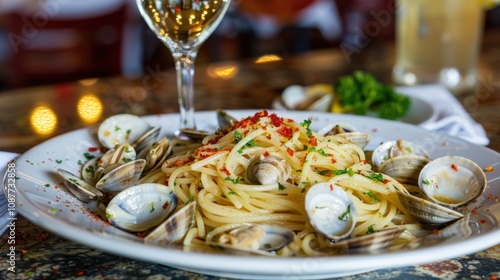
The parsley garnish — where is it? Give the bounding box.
[228,191,236,195]
[366,224,376,234]
[55,159,63,164]
[115,125,120,131]
[316,170,331,175]
[45,184,50,187]
[83,152,95,160]
[278,183,286,190]
[317,149,328,157]
[423,179,430,185]
[234,131,243,142]
[187,195,195,203]
[150,202,155,213]
[332,168,354,176]
[225,177,244,184]
[365,171,384,182]
[364,190,381,202]
[338,205,351,221]
[300,188,306,193]
[221,193,227,198]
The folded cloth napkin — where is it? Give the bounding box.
[0,152,20,236]
[396,85,490,146]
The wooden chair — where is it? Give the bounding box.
[6,2,127,88]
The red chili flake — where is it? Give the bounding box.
[277,126,293,138]
[266,133,272,140]
[472,209,478,215]
[360,159,367,164]
[76,271,84,276]
[383,179,391,184]
[329,184,334,191]
[488,194,494,199]
[87,147,99,152]
[432,229,440,235]
[309,136,318,147]
[137,233,146,238]
[162,201,170,209]
[220,167,231,176]
[331,158,337,164]
[263,151,270,157]
[286,147,294,156]
[480,219,487,224]
[485,165,494,172]
[450,164,459,171]
[269,113,283,127]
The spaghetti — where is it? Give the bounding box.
[145,110,421,256]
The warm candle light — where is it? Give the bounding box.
[255,54,282,64]
[30,106,57,135]
[207,63,238,79]
[77,94,103,123]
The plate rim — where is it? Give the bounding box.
[11,110,500,278]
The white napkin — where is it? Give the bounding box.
[396,85,489,146]
[0,152,20,236]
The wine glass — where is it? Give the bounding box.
[136,0,232,136]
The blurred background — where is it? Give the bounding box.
[0,0,499,91]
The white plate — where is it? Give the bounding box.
[9,111,500,279]
[273,94,437,126]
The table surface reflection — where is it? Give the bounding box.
[1,29,499,279]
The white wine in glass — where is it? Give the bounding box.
[136,0,232,135]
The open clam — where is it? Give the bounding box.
[106,183,178,232]
[216,109,238,130]
[397,192,464,229]
[281,84,333,112]
[372,139,431,184]
[57,169,104,203]
[97,114,153,149]
[209,224,295,255]
[137,137,171,175]
[145,201,196,246]
[95,159,146,194]
[133,126,161,152]
[246,155,291,185]
[418,156,487,209]
[305,182,357,242]
[323,227,405,253]
[317,122,370,150]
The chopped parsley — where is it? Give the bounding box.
[332,168,355,176]
[83,152,95,160]
[150,202,155,213]
[365,171,384,183]
[126,129,131,136]
[316,170,331,176]
[187,195,195,203]
[224,177,244,184]
[45,184,50,187]
[55,159,63,164]
[228,191,236,195]
[338,205,351,221]
[221,193,227,198]
[115,125,120,131]
[366,224,376,234]
[278,183,286,190]
[234,131,243,142]
[364,190,381,203]
[300,119,312,137]
[422,179,430,185]
[300,188,306,193]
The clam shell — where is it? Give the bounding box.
[305,182,357,242]
[134,126,160,152]
[209,224,295,254]
[106,183,178,232]
[379,155,431,184]
[57,169,104,203]
[326,227,405,252]
[246,155,291,185]
[397,192,463,229]
[418,156,487,209]
[137,137,171,174]
[317,122,370,149]
[217,109,238,130]
[98,114,152,149]
[371,139,430,170]
[281,84,333,112]
[81,157,99,186]
[95,159,146,194]
[145,201,196,245]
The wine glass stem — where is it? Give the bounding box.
[174,50,198,131]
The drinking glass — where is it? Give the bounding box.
[392,0,484,93]
[136,0,232,134]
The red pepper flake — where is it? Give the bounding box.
[309,136,318,146]
[87,147,100,152]
[331,158,337,164]
[263,151,270,157]
[450,164,459,171]
[480,219,487,224]
[77,271,84,276]
[383,179,391,184]
[162,201,170,210]
[472,209,477,215]
[269,113,283,127]
[432,229,440,235]
[485,165,494,172]
[137,233,146,238]
[329,184,334,191]
[286,147,294,156]
[360,159,367,164]
[277,126,293,138]
[220,167,231,176]
[488,194,494,199]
